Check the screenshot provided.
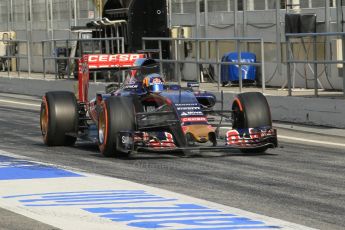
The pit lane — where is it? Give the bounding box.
[0,93,344,230]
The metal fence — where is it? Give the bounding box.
[0,0,98,32]
[0,39,31,78]
[286,32,345,97]
[142,36,265,93]
[0,0,342,92]
[41,37,125,80]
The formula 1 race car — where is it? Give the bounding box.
[40,55,277,157]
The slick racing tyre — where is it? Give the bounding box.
[232,92,272,153]
[98,97,137,158]
[40,91,78,146]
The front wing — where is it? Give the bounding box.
[116,128,277,153]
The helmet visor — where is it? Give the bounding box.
[150,84,164,92]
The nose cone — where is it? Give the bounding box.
[184,125,215,143]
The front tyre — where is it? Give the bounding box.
[98,97,136,157]
[40,91,78,146]
[232,92,272,153]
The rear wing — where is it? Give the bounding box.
[78,55,89,103]
[77,53,146,103]
[87,53,146,69]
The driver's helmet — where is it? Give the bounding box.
[143,73,164,93]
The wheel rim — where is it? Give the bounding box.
[40,101,48,137]
[232,101,244,129]
[98,110,106,144]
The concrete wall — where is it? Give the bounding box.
[212,91,345,128]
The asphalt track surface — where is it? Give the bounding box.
[0,92,344,230]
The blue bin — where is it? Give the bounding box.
[221,52,256,84]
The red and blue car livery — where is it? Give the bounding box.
[40,55,277,157]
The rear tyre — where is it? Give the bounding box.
[98,97,136,157]
[232,92,272,153]
[40,91,78,146]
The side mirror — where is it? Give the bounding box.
[105,83,119,94]
[187,82,200,88]
[195,92,217,108]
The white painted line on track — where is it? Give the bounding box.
[0,99,40,107]
[0,150,315,230]
[278,135,345,147]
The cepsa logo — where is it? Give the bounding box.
[181,117,207,123]
[88,54,145,69]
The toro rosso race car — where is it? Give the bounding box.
[40,55,277,157]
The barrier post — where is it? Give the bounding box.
[159,40,163,77]
[17,55,20,78]
[174,39,179,84]
[142,40,146,51]
[261,38,265,93]
[342,34,345,97]
[7,53,10,77]
[216,40,220,92]
[66,40,70,79]
[53,40,57,79]
[313,36,318,97]
[286,36,292,96]
[121,37,125,53]
[42,42,46,79]
[27,40,31,78]
[236,40,242,93]
[196,39,200,83]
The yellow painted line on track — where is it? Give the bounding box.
[278,135,345,147]
[0,99,40,107]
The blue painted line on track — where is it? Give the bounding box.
[178,227,280,230]
[3,190,145,199]
[126,217,271,229]
[86,203,270,229]
[24,199,178,207]
[0,154,283,229]
[20,195,161,203]
[5,190,176,206]
[127,218,273,229]
[0,155,82,180]
[4,190,281,229]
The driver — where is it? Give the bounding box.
[143,73,164,93]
